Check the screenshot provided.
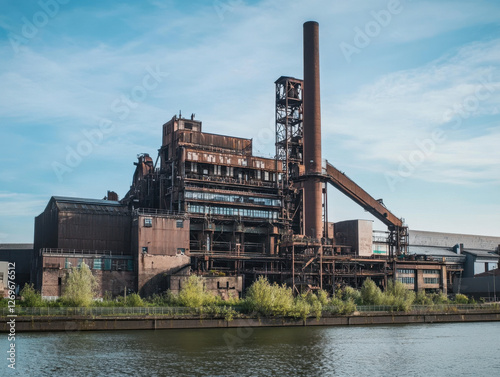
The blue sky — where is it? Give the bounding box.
[0,0,499,243]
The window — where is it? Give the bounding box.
[94,259,102,270]
[103,259,112,271]
[144,218,153,227]
[424,278,439,284]
[177,248,185,256]
[58,277,62,286]
[423,269,440,274]
[397,269,415,275]
[127,260,134,271]
[397,277,414,284]
[142,247,148,254]
[264,171,269,181]
[176,220,184,228]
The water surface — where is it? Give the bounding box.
[4,322,500,376]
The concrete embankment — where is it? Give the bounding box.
[2,310,500,332]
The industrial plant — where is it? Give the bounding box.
[18,22,499,300]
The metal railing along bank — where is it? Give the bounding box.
[2,304,498,317]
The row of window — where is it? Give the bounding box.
[185,191,280,207]
[64,258,133,272]
[187,204,279,220]
[189,162,276,181]
[423,269,440,275]
[424,278,439,284]
[143,218,183,228]
[397,277,415,284]
[397,269,415,275]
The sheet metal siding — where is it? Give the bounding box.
[57,211,131,254]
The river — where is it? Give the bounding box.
[4,322,500,376]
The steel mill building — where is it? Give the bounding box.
[30,22,500,300]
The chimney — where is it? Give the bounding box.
[303,21,323,239]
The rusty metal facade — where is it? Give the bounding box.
[33,21,451,298]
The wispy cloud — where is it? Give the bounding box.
[1,0,500,240]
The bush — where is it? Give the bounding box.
[454,294,469,304]
[125,293,144,307]
[341,286,362,304]
[430,292,450,305]
[20,284,45,307]
[340,298,357,315]
[317,289,330,306]
[244,276,294,316]
[62,263,98,307]
[414,290,434,306]
[360,279,384,305]
[384,280,415,311]
[177,275,216,308]
[291,294,312,321]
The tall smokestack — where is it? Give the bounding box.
[303,21,323,239]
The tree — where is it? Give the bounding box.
[63,262,98,307]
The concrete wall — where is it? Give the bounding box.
[410,230,500,251]
[133,214,191,296]
[134,215,189,256]
[138,254,190,296]
[41,266,135,299]
[335,220,373,256]
[169,275,243,300]
[5,310,500,333]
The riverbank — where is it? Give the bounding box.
[2,308,500,332]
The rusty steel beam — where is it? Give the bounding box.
[324,161,403,227]
[303,21,323,239]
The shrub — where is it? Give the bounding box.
[291,294,312,321]
[454,294,469,304]
[20,284,45,307]
[244,276,294,316]
[384,280,415,311]
[316,289,330,306]
[340,298,357,315]
[125,293,144,307]
[360,279,384,305]
[341,286,362,304]
[177,275,216,308]
[414,290,434,306]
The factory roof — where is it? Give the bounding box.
[408,245,465,262]
[462,248,500,259]
[45,196,128,215]
[0,243,33,250]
